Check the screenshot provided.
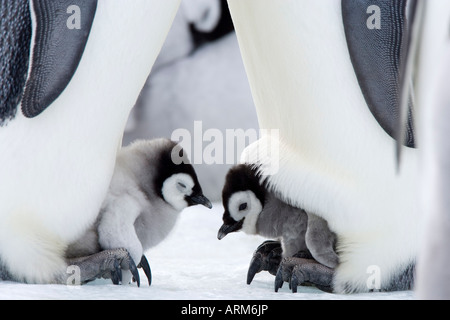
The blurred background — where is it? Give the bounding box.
[123,0,259,202]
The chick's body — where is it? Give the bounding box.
[67,139,211,271]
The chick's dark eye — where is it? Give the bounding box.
[178,182,186,189]
[239,203,248,211]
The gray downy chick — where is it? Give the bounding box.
[67,138,212,285]
[218,164,338,274]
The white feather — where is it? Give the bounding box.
[162,173,195,211]
[414,0,450,298]
[227,190,263,235]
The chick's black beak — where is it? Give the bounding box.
[217,218,243,240]
[186,194,213,209]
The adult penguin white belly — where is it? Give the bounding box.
[413,1,450,299]
[228,0,419,293]
[0,0,180,284]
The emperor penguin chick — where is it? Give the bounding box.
[67,138,212,284]
[218,164,338,284]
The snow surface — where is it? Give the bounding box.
[0,203,415,300]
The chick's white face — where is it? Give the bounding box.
[227,190,263,234]
[162,173,195,211]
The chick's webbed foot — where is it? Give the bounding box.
[247,240,283,285]
[66,248,140,286]
[275,257,334,293]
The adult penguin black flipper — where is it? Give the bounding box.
[0,0,31,125]
[21,0,98,118]
[342,0,415,148]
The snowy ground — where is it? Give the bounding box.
[0,203,414,300]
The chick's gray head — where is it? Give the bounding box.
[136,139,212,211]
[218,164,266,240]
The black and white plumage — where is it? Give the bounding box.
[218,164,338,289]
[0,0,181,284]
[227,0,419,293]
[67,139,212,285]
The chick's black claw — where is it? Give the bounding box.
[247,253,263,285]
[290,269,300,293]
[247,240,283,285]
[274,257,304,293]
[111,258,121,285]
[137,255,152,286]
[127,256,140,288]
[274,267,284,292]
